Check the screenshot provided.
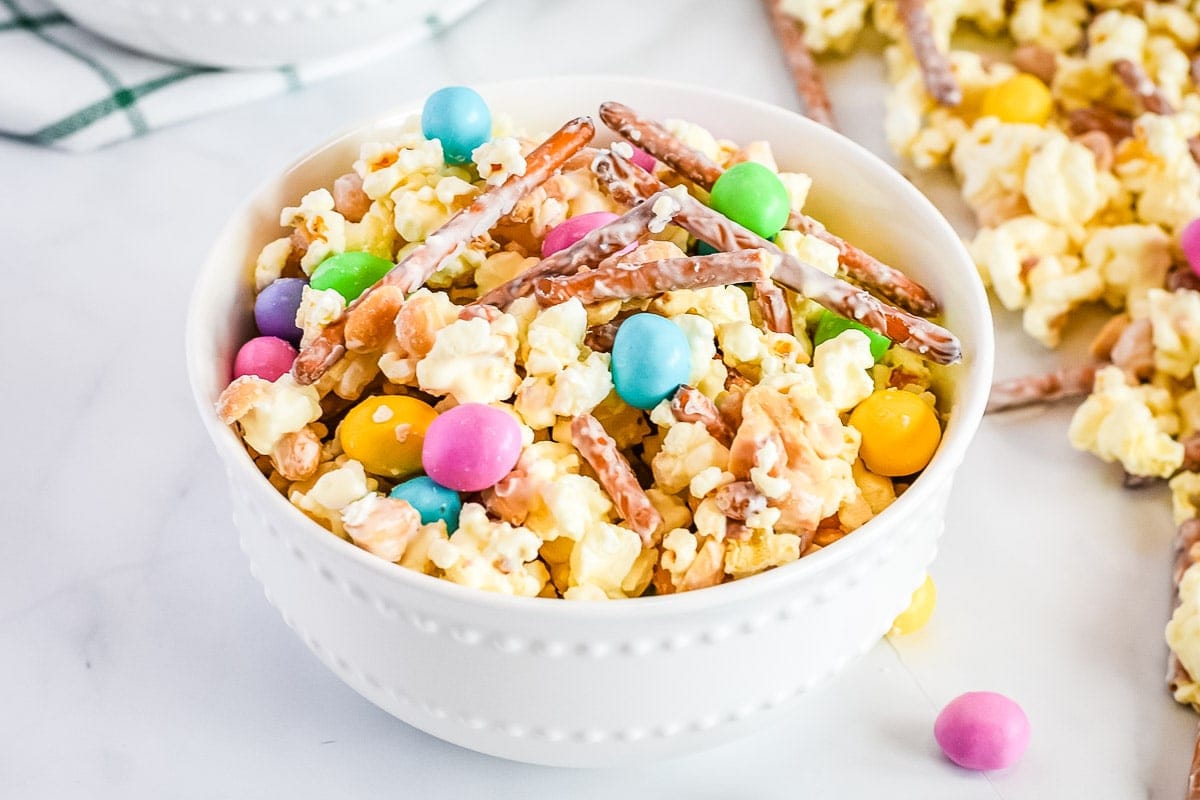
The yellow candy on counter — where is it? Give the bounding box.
[848,388,942,476]
[339,395,438,478]
[980,74,1054,126]
[890,575,936,636]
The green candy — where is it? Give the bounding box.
[813,310,891,362]
[709,161,791,239]
[309,251,396,303]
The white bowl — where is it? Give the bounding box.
[50,0,487,69]
[186,76,994,767]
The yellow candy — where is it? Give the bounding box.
[890,575,936,636]
[980,74,1054,126]
[339,395,438,478]
[848,388,942,476]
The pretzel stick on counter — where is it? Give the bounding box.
[468,190,679,312]
[984,364,1099,414]
[897,0,961,107]
[598,102,940,316]
[536,248,776,307]
[291,116,596,384]
[671,385,735,446]
[592,150,962,365]
[762,0,836,129]
[570,414,662,544]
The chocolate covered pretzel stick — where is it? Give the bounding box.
[536,248,776,307]
[593,151,962,365]
[1114,58,1175,115]
[469,190,677,312]
[985,364,1099,414]
[598,102,940,316]
[671,385,735,446]
[1067,106,1135,143]
[292,116,595,384]
[570,413,662,544]
[761,0,837,129]
[897,0,962,107]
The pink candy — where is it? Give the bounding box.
[1182,217,1200,277]
[233,335,297,382]
[934,691,1030,771]
[629,146,656,173]
[541,211,622,258]
[421,403,522,492]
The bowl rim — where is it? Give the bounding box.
[186,74,995,618]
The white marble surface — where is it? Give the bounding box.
[3,1,1194,797]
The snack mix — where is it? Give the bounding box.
[216,84,963,601]
[764,0,1200,780]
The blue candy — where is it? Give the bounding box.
[610,313,691,410]
[421,86,492,165]
[389,475,462,533]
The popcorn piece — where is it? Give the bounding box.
[1023,135,1111,234]
[417,314,521,404]
[515,300,613,428]
[281,189,347,273]
[1171,472,1200,526]
[1023,255,1104,347]
[523,299,588,376]
[1167,562,1200,705]
[781,0,870,54]
[651,285,753,328]
[968,215,1071,310]
[486,440,614,541]
[1117,114,1200,234]
[379,288,461,385]
[296,286,347,349]
[673,314,727,398]
[1147,288,1200,379]
[1086,10,1147,69]
[475,251,537,295]
[472,137,528,186]
[355,133,446,200]
[428,503,548,596]
[341,493,422,562]
[774,230,840,276]
[1009,0,1089,51]
[254,237,293,291]
[290,460,372,533]
[1068,365,1183,477]
[652,422,731,495]
[216,374,322,455]
[567,522,644,599]
[724,528,803,580]
[812,330,876,412]
[778,172,813,213]
[1082,224,1172,313]
[951,118,1053,226]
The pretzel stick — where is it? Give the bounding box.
[592,151,962,365]
[469,191,675,313]
[292,116,595,384]
[570,414,662,544]
[1067,106,1135,142]
[761,0,836,128]
[897,0,962,107]
[537,249,775,307]
[671,385,735,446]
[598,102,940,317]
[985,364,1099,414]
[1114,58,1175,115]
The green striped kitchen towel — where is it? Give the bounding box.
[0,0,472,151]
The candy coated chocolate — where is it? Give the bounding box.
[611,313,691,410]
[254,277,306,344]
[421,403,522,492]
[390,475,462,533]
[233,336,296,382]
[934,692,1030,771]
[422,86,492,164]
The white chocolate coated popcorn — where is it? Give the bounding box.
[1069,365,1183,478]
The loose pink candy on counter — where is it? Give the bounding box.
[421,403,522,492]
[1182,217,1200,277]
[934,691,1030,771]
[233,336,297,382]
[629,146,656,173]
[541,211,622,258]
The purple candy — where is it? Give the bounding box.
[233,336,297,382]
[1182,217,1200,278]
[254,277,307,344]
[629,146,656,173]
[421,403,522,492]
[934,692,1030,771]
